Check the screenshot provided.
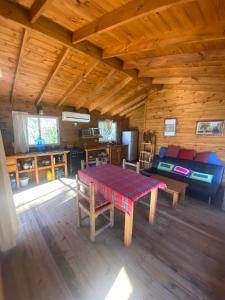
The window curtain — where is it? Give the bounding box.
[12,111,29,153]
[0,132,18,252]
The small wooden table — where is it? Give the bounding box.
[151,174,188,208]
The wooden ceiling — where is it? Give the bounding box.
[0,0,225,117]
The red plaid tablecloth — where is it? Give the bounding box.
[78,164,166,215]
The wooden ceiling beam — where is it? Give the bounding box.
[139,65,225,78]
[30,0,54,23]
[126,107,144,118]
[10,28,29,103]
[163,84,225,93]
[124,48,225,70]
[0,0,153,87]
[120,100,146,117]
[101,85,144,115]
[72,0,193,44]
[89,77,132,112]
[57,60,98,107]
[152,77,225,85]
[112,91,147,116]
[103,25,225,58]
[76,69,117,110]
[35,47,69,105]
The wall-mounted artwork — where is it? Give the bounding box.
[164,118,176,137]
[196,120,224,136]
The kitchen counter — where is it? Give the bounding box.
[84,144,127,166]
[6,150,69,188]
[7,150,69,159]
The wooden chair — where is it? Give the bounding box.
[81,158,101,170]
[122,159,140,173]
[81,159,85,169]
[76,175,114,242]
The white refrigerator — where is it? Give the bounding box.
[122,131,138,161]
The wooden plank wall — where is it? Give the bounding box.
[0,98,129,155]
[129,106,145,153]
[129,88,225,164]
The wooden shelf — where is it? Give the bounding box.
[54,163,66,167]
[38,166,52,170]
[7,151,69,189]
[81,135,102,139]
[18,169,35,173]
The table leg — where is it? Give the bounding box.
[15,170,20,188]
[172,192,179,208]
[180,189,186,201]
[149,187,158,224]
[124,203,134,247]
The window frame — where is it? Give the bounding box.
[27,114,60,146]
[98,119,117,143]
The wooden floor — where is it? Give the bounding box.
[2,178,225,300]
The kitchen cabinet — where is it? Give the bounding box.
[109,145,127,165]
[84,145,128,167]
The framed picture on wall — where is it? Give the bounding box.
[164,118,176,136]
[196,120,224,136]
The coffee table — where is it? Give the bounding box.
[151,174,188,208]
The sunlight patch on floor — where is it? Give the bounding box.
[105,267,133,300]
[14,178,77,213]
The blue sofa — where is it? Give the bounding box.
[142,155,224,205]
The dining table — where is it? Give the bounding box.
[78,164,166,246]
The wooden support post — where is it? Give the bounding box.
[149,187,158,224]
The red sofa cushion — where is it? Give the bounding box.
[178,149,196,160]
[166,145,180,158]
[195,152,211,163]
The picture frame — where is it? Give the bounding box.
[164,118,176,137]
[196,120,224,136]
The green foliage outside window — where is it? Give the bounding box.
[27,116,59,145]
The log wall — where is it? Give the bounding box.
[0,98,129,155]
[129,88,225,164]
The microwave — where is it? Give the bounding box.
[80,128,92,136]
[91,128,100,136]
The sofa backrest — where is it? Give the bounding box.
[152,155,224,185]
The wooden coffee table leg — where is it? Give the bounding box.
[172,192,179,208]
[149,187,158,224]
[124,203,134,247]
[180,189,186,201]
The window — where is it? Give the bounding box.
[99,119,117,142]
[27,116,60,146]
